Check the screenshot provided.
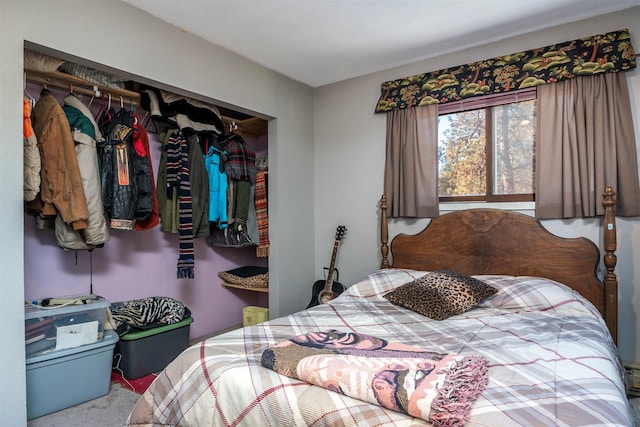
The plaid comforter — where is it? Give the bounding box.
[127,269,633,426]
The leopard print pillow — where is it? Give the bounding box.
[383,270,497,320]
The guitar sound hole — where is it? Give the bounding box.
[319,292,335,303]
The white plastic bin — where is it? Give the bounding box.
[25,294,110,358]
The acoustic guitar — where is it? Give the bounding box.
[306,226,347,308]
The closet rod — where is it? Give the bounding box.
[25,68,140,107]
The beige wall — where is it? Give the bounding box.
[313,7,640,363]
[0,1,314,424]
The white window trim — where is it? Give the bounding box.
[440,201,535,213]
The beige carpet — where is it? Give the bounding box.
[632,397,640,427]
[24,384,640,426]
[27,382,140,427]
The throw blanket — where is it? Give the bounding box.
[261,329,488,427]
[110,296,188,336]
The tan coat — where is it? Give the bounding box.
[30,90,88,231]
[54,94,110,250]
[23,97,41,202]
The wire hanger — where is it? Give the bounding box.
[141,110,159,134]
[94,93,106,121]
[88,86,100,107]
[23,72,36,107]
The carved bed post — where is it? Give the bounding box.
[380,195,389,269]
[602,186,618,345]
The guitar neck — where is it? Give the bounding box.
[323,240,340,293]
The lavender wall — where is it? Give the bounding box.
[23,84,268,340]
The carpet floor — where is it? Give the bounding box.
[632,396,640,427]
[26,382,140,427]
[25,386,640,426]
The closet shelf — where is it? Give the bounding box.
[25,68,140,106]
[220,116,268,138]
[25,68,268,136]
[220,282,269,293]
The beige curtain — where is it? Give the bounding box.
[384,105,439,218]
[536,72,640,218]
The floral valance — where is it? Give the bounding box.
[374,29,637,113]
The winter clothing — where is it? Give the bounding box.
[255,171,269,257]
[157,128,209,238]
[204,146,228,229]
[23,97,41,202]
[130,116,154,223]
[222,134,256,183]
[28,90,88,231]
[165,131,195,278]
[56,94,109,249]
[97,107,154,230]
[229,179,251,232]
[133,113,160,231]
[206,133,261,249]
[139,86,224,135]
[98,108,137,229]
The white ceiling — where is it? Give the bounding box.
[124,0,640,88]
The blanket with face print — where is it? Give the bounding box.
[261,329,488,427]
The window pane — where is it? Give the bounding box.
[492,101,535,195]
[438,109,486,197]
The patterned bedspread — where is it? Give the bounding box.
[127,270,633,426]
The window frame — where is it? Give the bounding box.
[437,88,537,203]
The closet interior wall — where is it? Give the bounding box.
[23,55,269,340]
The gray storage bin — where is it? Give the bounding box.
[26,330,119,420]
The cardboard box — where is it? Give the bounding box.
[114,317,193,379]
[25,295,110,358]
[242,306,269,327]
[26,330,118,419]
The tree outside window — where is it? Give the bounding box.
[437,100,535,202]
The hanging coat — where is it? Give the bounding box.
[97,108,154,230]
[156,128,210,238]
[28,90,89,231]
[204,146,228,229]
[23,97,41,202]
[222,134,255,233]
[130,115,154,223]
[99,108,138,229]
[56,94,109,249]
[133,113,160,231]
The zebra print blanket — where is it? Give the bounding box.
[109,296,188,336]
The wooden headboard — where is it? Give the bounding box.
[379,187,619,344]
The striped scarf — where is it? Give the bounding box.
[166,131,195,278]
[255,171,269,257]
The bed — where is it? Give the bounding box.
[127,186,632,426]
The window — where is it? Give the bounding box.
[437,90,536,202]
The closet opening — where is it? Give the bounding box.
[23,41,271,344]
